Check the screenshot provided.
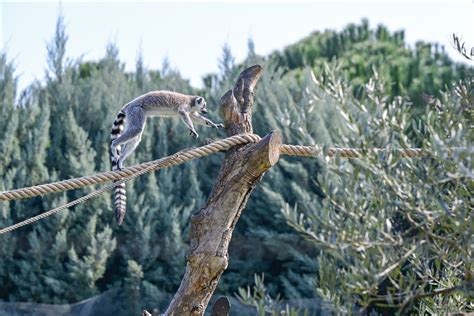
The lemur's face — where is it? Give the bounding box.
[195,97,208,114]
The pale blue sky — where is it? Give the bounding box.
[1,1,473,93]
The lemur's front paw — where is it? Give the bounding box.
[214,123,225,129]
[190,130,199,139]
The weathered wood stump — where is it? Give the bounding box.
[163,65,281,315]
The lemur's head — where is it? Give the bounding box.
[194,97,208,114]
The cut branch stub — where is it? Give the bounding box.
[219,64,263,135]
[211,296,230,316]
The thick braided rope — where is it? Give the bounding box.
[0,134,261,202]
[1,134,435,202]
[0,134,261,234]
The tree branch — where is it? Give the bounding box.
[163,65,280,316]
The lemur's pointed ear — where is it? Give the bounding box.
[196,97,203,104]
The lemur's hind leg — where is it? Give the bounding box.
[111,107,146,168]
[117,134,142,169]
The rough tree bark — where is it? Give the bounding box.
[162,65,281,315]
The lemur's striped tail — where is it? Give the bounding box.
[110,111,127,225]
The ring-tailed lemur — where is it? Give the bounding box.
[110,90,224,225]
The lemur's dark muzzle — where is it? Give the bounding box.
[201,109,208,114]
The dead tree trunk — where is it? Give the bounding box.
[163,65,281,315]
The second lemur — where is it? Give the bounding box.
[110,90,224,225]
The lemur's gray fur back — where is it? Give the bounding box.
[138,91,196,111]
